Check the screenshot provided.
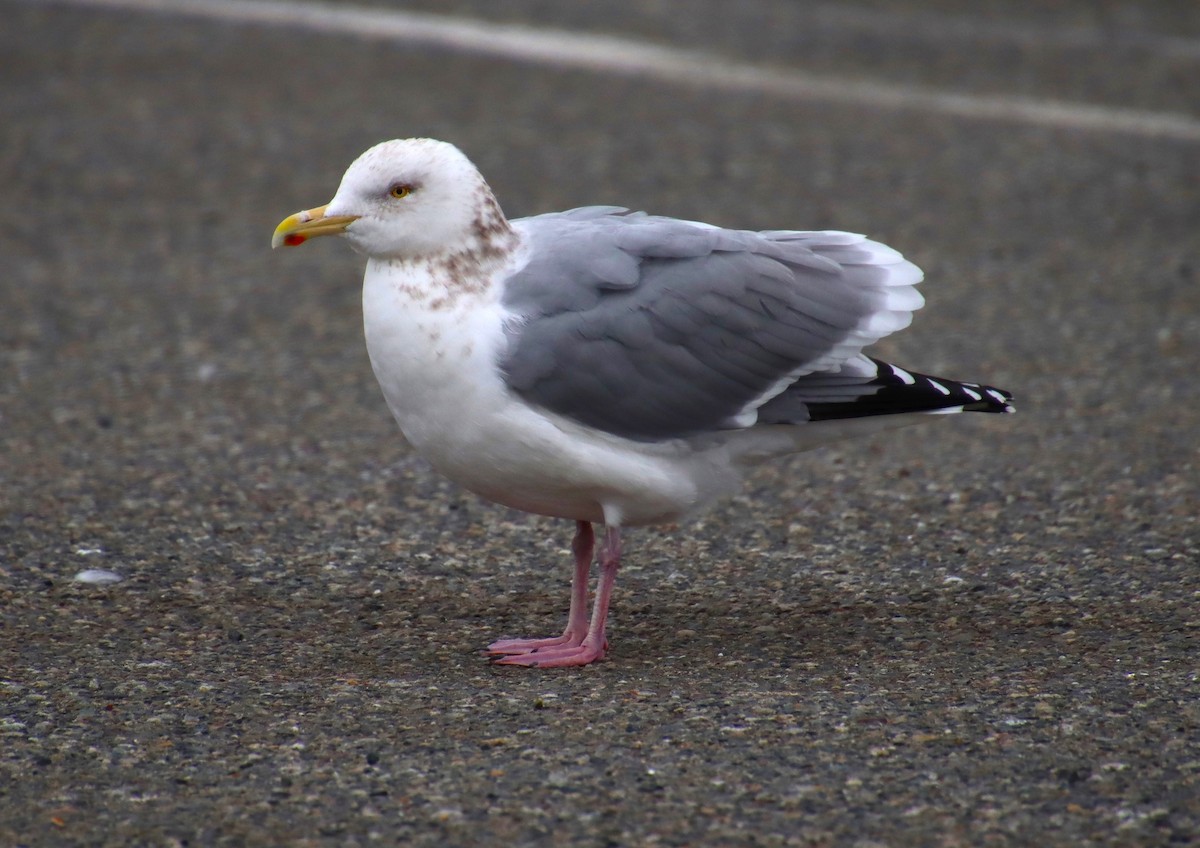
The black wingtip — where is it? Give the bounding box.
[806,358,1014,421]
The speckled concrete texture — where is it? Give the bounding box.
[2,2,1198,845]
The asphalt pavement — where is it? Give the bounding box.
[2,1,1198,845]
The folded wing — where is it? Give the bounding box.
[499,207,926,442]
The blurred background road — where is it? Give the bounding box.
[2,1,1198,844]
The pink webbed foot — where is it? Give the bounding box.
[486,631,585,656]
[491,637,609,668]
[487,523,622,670]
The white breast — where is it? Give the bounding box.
[360,258,732,526]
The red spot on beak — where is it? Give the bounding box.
[284,233,306,246]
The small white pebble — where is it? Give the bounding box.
[73,569,123,585]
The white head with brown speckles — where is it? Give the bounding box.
[274,138,514,262]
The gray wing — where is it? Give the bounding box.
[499,207,924,442]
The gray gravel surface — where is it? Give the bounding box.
[2,1,1198,845]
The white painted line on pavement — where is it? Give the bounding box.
[29,0,1200,142]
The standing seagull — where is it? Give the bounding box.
[272,138,1013,668]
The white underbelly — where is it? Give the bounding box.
[384,375,721,525]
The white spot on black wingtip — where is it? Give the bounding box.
[985,388,1008,404]
[926,379,951,395]
[889,364,915,385]
[961,386,982,401]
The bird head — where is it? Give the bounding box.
[272,138,506,261]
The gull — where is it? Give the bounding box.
[272,138,1013,668]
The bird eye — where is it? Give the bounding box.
[389,184,413,199]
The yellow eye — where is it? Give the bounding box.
[389,184,412,199]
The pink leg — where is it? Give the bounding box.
[487,521,594,655]
[493,526,622,668]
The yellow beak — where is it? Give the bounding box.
[271,205,360,248]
